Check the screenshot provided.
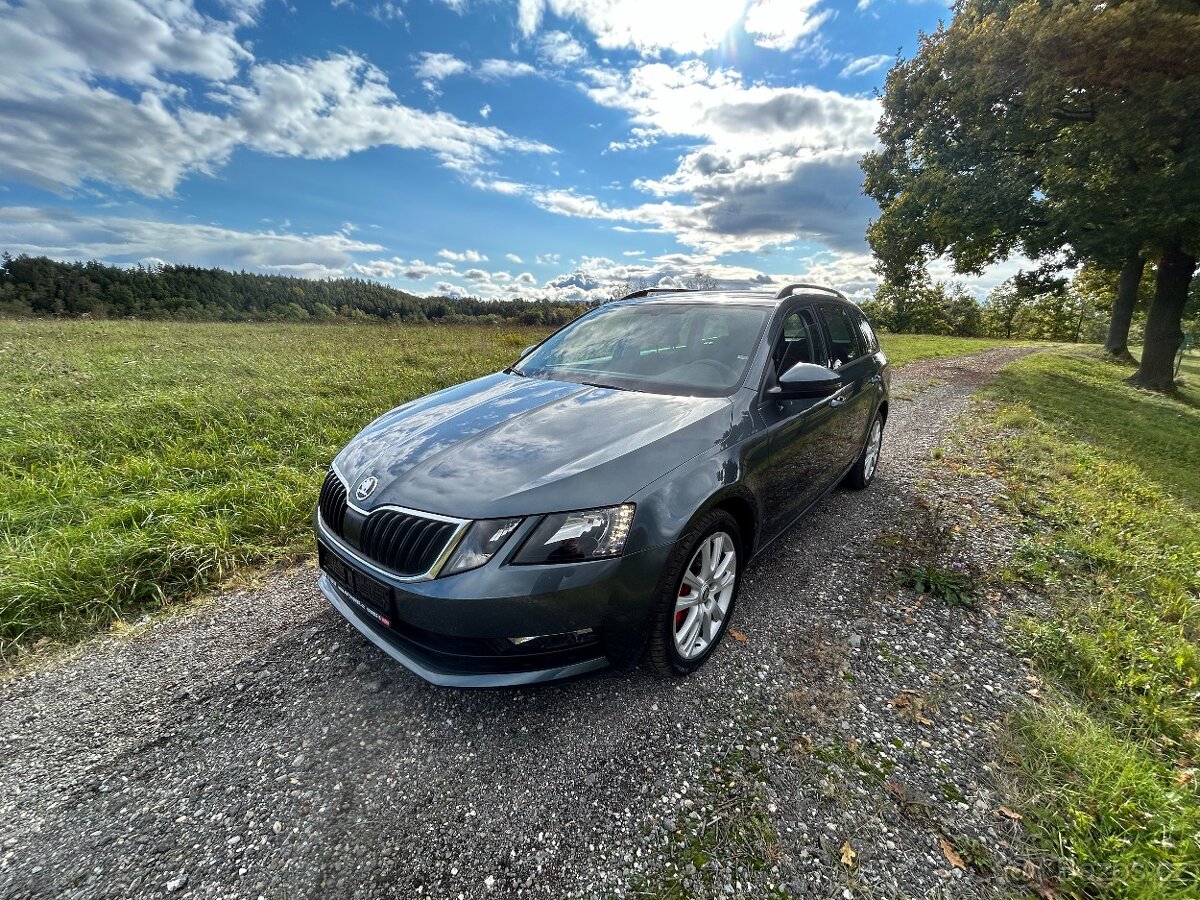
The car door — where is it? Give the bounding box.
[752,304,846,543]
[814,303,874,471]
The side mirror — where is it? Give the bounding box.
[771,362,842,400]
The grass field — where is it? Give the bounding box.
[0,320,545,655]
[876,333,1023,367]
[0,320,1024,657]
[979,350,1200,898]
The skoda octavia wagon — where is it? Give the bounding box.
[314,284,889,686]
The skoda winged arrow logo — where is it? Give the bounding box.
[355,475,379,502]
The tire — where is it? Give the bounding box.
[647,509,743,676]
[844,412,884,490]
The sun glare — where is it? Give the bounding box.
[631,0,749,52]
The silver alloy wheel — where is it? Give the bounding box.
[863,417,882,481]
[673,531,737,660]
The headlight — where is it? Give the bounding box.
[513,504,635,565]
[441,517,523,576]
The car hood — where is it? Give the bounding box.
[334,372,732,519]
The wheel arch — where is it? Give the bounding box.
[676,488,759,560]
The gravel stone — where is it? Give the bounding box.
[0,347,1041,899]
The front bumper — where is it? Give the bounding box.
[314,514,673,687]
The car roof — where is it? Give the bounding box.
[611,285,855,310]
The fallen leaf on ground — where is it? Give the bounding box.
[997,806,1023,821]
[839,841,856,867]
[727,629,747,642]
[938,834,966,870]
[891,691,934,724]
[1175,758,1195,768]
[1176,771,1193,786]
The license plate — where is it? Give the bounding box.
[319,545,393,618]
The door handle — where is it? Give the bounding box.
[868,374,883,385]
[830,395,847,408]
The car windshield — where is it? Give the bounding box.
[514,302,769,397]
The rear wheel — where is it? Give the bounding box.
[844,412,883,490]
[647,510,742,676]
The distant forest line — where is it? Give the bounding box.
[0,254,588,326]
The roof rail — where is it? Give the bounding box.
[774,282,849,302]
[619,287,693,301]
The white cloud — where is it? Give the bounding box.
[0,6,552,197]
[517,0,754,55]
[478,58,539,79]
[537,30,588,67]
[518,1,834,56]
[505,252,524,263]
[479,103,492,119]
[472,177,529,195]
[225,54,553,169]
[557,60,881,253]
[839,54,892,78]
[0,206,382,275]
[743,0,832,51]
[438,248,488,262]
[0,0,250,85]
[623,250,644,256]
[413,51,470,81]
[369,2,405,21]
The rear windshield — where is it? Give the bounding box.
[514,302,769,397]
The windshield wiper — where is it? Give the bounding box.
[579,380,647,393]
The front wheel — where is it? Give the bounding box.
[647,510,742,676]
[844,412,883,490]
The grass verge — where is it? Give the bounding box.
[977,350,1199,898]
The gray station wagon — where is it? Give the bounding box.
[314,284,890,686]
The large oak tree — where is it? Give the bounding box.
[862,0,1200,390]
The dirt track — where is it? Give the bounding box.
[1,347,1038,899]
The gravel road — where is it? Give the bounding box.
[1,347,1042,900]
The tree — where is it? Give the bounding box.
[862,0,1200,391]
[1072,257,1151,361]
[982,281,1026,340]
[868,275,986,336]
[684,272,720,291]
[607,275,649,303]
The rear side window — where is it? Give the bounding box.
[817,305,866,368]
[852,308,880,353]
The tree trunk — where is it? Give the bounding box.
[1103,253,1143,362]
[1127,239,1195,392]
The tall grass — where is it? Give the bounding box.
[980,351,1200,898]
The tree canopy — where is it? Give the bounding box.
[862,0,1200,389]
[0,254,588,327]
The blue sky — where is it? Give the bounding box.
[1,0,1014,302]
